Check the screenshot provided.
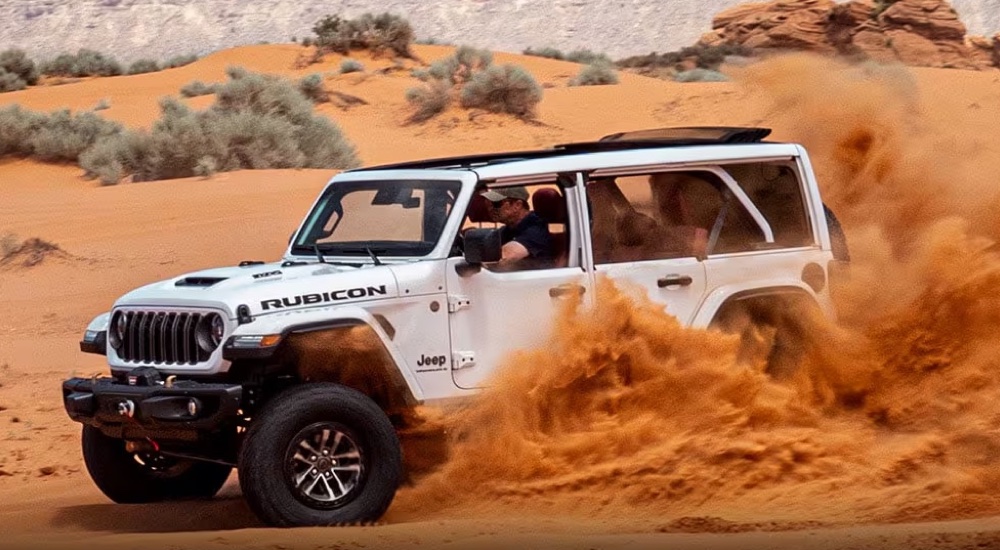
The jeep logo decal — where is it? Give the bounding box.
[416,354,447,367]
[260,285,388,311]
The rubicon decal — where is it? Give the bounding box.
[260,285,388,310]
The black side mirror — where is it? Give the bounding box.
[463,228,502,264]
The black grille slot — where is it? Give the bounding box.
[118,311,207,365]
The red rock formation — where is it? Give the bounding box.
[705,0,1000,69]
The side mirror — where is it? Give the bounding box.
[463,228,502,264]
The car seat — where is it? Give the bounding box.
[530,187,569,267]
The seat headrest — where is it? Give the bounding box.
[466,193,494,223]
[532,188,567,224]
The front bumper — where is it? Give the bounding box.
[62,372,243,440]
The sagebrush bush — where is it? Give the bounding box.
[30,109,123,162]
[564,49,612,65]
[312,12,415,58]
[340,58,364,73]
[93,98,111,111]
[127,59,160,75]
[0,105,122,162]
[298,73,329,103]
[672,68,729,82]
[617,43,754,71]
[459,64,542,118]
[523,46,565,60]
[0,49,39,85]
[405,80,450,123]
[428,46,492,85]
[81,68,359,184]
[0,69,27,93]
[179,80,218,97]
[164,54,198,69]
[569,62,619,86]
[41,49,123,77]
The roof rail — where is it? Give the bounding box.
[555,126,772,151]
[352,126,773,172]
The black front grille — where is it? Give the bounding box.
[119,311,210,365]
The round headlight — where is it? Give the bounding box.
[211,314,225,346]
[109,312,126,349]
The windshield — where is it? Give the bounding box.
[292,179,463,257]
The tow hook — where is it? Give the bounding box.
[117,399,135,418]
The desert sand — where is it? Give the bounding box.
[4,43,1000,549]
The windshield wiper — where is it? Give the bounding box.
[366,247,383,266]
[313,244,326,264]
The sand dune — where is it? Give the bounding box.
[3,42,1000,549]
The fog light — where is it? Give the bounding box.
[231,334,282,348]
[83,330,101,343]
[187,399,199,416]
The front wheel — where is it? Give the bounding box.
[82,426,232,503]
[238,383,402,527]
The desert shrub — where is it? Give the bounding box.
[428,45,492,85]
[194,156,218,178]
[179,80,218,97]
[672,68,729,82]
[0,105,45,156]
[564,49,612,65]
[618,43,755,72]
[459,64,542,118]
[569,61,619,86]
[523,46,565,60]
[0,105,122,162]
[312,12,415,58]
[298,73,329,103]
[0,49,39,85]
[405,80,451,123]
[81,68,358,184]
[164,54,198,69]
[93,98,111,111]
[127,59,160,75]
[340,58,364,73]
[0,69,27,92]
[41,49,123,77]
[30,109,123,162]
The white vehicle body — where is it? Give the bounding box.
[84,137,838,403]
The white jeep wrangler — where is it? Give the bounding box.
[62,127,848,527]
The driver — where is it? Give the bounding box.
[481,187,553,265]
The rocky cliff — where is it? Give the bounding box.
[701,0,1000,69]
[0,0,998,62]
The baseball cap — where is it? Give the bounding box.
[481,186,529,202]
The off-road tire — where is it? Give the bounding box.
[711,294,816,379]
[82,425,233,503]
[237,383,402,527]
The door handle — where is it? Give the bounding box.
[549,284,586,298]
[657,275,693,288]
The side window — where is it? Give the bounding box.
[723,163,814,248]
[587,170,766,264]
[458,182,573,271]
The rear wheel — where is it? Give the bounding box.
[82,426,232,503]
[711,294,818,379]
[238,383,402,527]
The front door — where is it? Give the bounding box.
[446,182,589,389]
[446,260,590,389]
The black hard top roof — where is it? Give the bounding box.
[353,126,773,172]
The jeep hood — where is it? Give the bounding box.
[113,261,401,317]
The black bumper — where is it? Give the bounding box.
[62,375,243,439]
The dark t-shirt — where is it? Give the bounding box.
[501,211,552,259]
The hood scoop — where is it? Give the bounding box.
[175,276,229,288]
